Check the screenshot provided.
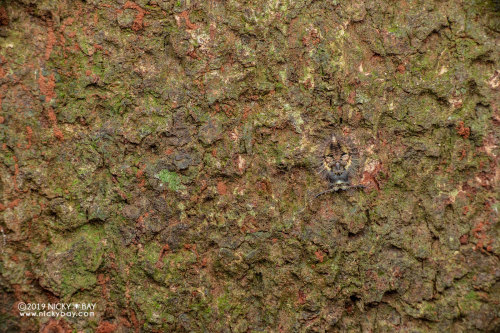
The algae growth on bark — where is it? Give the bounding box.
[0,0,499,332]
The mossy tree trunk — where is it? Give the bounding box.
[0,0,499,332]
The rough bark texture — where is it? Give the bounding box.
[0,0,499,332]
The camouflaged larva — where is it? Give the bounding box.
[314,132,364,198]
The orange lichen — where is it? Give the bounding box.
[96,321,117,333]
[45,24,56,60]
[47,107,57,122]
[456,121,470,139]
[25,126,33,149]
[178,10,198,30]
[47,107,64,141]
[97,273,109,300]
[123,1,149,31]
[297,290,306,305]
[347,90,356,104]
[472,221,493,253]
[136,211,150,228]
[314,250,325,263]
[460,234,468,245]
[53,127,64,141]
[155,244,170,269]
[135,164,146,188]
[38,73,56,102]
[0,199,21,212]
[217,181,227,195]
[129,309,141,333]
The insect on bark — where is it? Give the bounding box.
[314,132,365,198]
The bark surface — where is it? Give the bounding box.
[0,0,499,332]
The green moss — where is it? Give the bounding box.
[217,292,231,314]
[465,291,478,300]
[155,169,181,191]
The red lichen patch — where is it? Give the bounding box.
[460,234,468,245]
[45,24,57,60]
[472,221,493,253]
[210,21,216,40]
[221,104,233,117]
[217,181,227,195]
[396,63,405,74]
[155,244,170,269]
[241,106,252,122]
[53,127,64,141]
[135,164,146,188]
[25,126,33,149]
[97,273,110,299]
[0,6,8,26]
[136,210,150,228]
[61,17,74,32]
[177,10,198,30]
[200,256,208,267]
[119,316,132,328]
[186,49,199,59]
[96,321,117,333]
[184,243,200,261]
[456,121,470,139]
[347,90,356,105]
[7,199,20,210]
[123,1,149,32]
[129,309,141,333]
[314,250,324,263]
[47,107,57,123]
[46,107,64,141]
[212,102,221,115]
[38,73,56,102]
[258,180,272,194]
[297,290,307,305]
[0,116,4,124]
[459,148,466,160]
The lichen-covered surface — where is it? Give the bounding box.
[0,0,499,331]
